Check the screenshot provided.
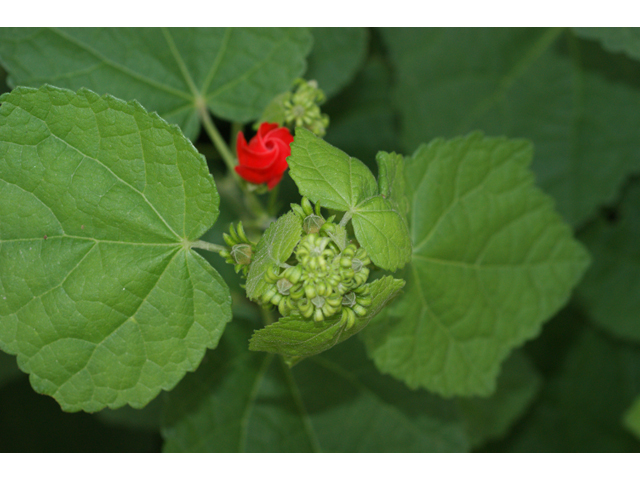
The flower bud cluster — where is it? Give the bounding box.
[220,222,255,277]
[282,79,330,137]
[260,199,372,329]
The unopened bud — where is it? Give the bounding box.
[304,214,325,234]
[277,278,293,295]
[231,244,253,265]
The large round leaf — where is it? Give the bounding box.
[0,85,232,412]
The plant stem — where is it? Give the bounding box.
[339,211,353,227]
[231,121,243,153]
[190,240,227,253]
[197,102,241,183]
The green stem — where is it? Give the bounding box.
[339,211,353,227]
[190,240,227,253]
[197,103,241,183]
[231,121,243,153]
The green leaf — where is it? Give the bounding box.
[288,128,378,211]
[457,350,542,448]
[0,28,312,140]
[496,327,640,452]
[245,212,303,301]
[376,151,409,219]
[362,133,590,397]
[305,28,368,98]
[288,129,411,271]
[576,181,640,342]
[0,85,232,412]
[249,316,345,359]
[623,396,640,441]
[248,275,405,358]
[574,27,640,61]
[351,195,411,271]
[382,27,640,227]
[162,320,469,452]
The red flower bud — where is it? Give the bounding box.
[235,122,294,189]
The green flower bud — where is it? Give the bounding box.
[283,265,303,284]
[353,304,368,317]
[326,293,343,308]
[316,281,328,297]
[311,295,325,309]
[351,257,363,273]
[320,222,336,235]
[261,286,278,304]
[264,266,281,284]
[305,285,317,299]
[341,268,355,281]
[228,223,241,243]
[342,292,356,308]
[313,308,324,322]
[322,302,338,318]
[304,214,325,234]
[336,283,348,295]
[340,256,353,268]
[278,297,292,316]
[356,295,372,307]
[291,203,306,219]
[343,244,357,257]
[223,232,235,247]
[236,222,250,244]
[355,248,370,262]
[301,197,314,216]
[231,244,253,265]
[270,293,283,306]
[308,256,319,270]
[277,278,293,295]
[290,283,305,300]
[298,298,314,318]
[341,308,356,329]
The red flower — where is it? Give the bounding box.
[235,122,294,189]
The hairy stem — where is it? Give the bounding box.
[197,102,241,183]
[231,121,243,153]
[339,211,353,227]
[190,240,227,253]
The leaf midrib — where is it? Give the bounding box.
[13,101,183,242]
[48,246,182,397]
[48,28,192,101]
